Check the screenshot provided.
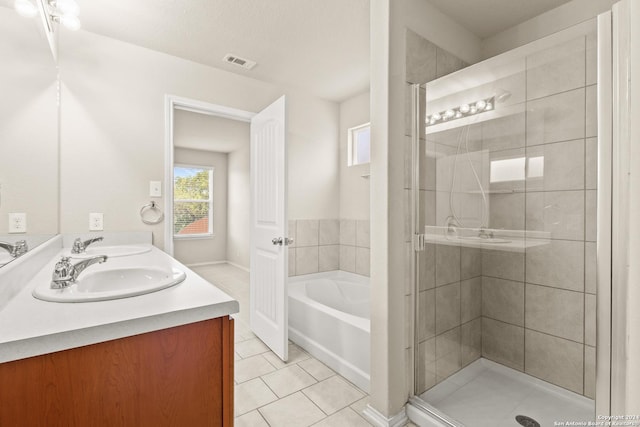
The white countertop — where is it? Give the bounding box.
[0,242,239,363]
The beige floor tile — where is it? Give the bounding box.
[298,358,335,381]
[235,410,269,427]
[261,364,318,398]
[235,378,278,416]
[236,337,270,358]
[303,376,366,415]
[235,354,277,383]
[350,396,370,415]
[312,407,373,426]
[259,392,326,427]
[263,342,311,368]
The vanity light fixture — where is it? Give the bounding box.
[426,96,495,127]
[14,0,81,31]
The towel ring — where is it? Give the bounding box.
[140,201,164,225]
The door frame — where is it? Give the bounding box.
[163,95,255,254]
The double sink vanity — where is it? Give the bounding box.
[0,233,239,426]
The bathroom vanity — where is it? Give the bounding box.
[0,235,239,426]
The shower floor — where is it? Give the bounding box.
[418,358,594,427]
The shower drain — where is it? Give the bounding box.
[516,415,541,427]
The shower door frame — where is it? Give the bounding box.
[407,13,616,424]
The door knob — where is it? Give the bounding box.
[272,237,283,246]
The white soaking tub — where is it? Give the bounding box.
[288,270,370,392]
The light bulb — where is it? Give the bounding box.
[459,104,470,114]
[485,102,493,111]
[444,109,455,119]
[15,0,38,17]
[470,106,478,114]
[55,0,79,16]
[455,111,462,118]
[475,100,487,110]
[432,112,441,121]
[60,14,81,30]
[429,117,436,125]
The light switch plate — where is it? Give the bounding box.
[150,181,162,197]
[89,213,103,231]
[8,213,26,233]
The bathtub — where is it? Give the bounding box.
[288,271,370,392]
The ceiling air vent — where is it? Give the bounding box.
[222,54,257,70]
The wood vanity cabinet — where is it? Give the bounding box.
[0,316,234,427]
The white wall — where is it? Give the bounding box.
[339,91,370,220]
[0,7,58,235]
[482,0,617,59]
[172,148,227,266]
[58,29,339,249]
[227,144,250,269]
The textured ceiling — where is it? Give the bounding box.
[427,0,574,39]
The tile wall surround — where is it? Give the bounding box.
[287,219,370,277]
[408,29,597,399]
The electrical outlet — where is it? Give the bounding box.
[8,213,26,233]
[150,181,162,197]
[89,213,103,231]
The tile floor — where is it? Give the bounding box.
[420,358,595,427]
[191,263,375,427]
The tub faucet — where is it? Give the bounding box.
[0,240,28,258]
[71,237,104,254]
[51,255,108,289]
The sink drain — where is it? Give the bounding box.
[516,415,540,427]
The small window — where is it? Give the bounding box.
[173,165,213,237]
[348,123,371,166]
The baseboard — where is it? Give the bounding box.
[363,404,409,427]
[225,261,250,272]
[184,261,227,268]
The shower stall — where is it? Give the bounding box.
[407,11,612,427]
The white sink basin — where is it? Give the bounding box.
[33,267,186,303]
[455,236,511,244]
[0,252,14,266]
[67,245,151,259]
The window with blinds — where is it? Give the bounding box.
[173,165,213,237]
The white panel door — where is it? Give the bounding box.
[250,95,288,361]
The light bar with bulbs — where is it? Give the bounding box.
[426,96,495,127]
[14,0,81,31]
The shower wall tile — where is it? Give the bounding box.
[432,123,482,150]
[461,318,482,367]
[296,246,319,275]
[526,36,586,100]
[585,293,596,347]
[460,247,482,280]
[288,220,297,248]
[586,137,598,190]
[421,141,437,191]
[461,277,482,323]
[355,247,370,276]
[482,277,524,326]
[435,282,461,334]
[419,190,437,229]
[418,289,436,341]
[435,244,461,286]
[406,29,437,84]
[526,139,585,191]
[525,284,584,342]
[481,112,526,152]
[482,249,524,282]
[489,193,525,231]
[525,330,584,394]
[297,220,319,247]
[486,147,526,194]
[586,33,597,86]
[435,326,462,381]
[525,239,584,291]
[525,190,585,241]
[526,88,585,146]
[585,190,597,242]
[585,242,597,294]
[319,219,339,245]
[584,345,596,398]
[586,85,597,138]
[288,248,296,277]
[435,47,464,79]
[356,220,370,248]
[339,245,356,274]
[417,338,437,393]
[482,318,524,371]
[318,245,339,272]
[339,219,356,246]
[419,244,436,291]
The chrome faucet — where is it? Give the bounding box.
[51,255,108,289]
[0,240,28,258]
[71,237,104,254]
[477,228,494,239]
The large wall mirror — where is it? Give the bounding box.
[0,4,59,267]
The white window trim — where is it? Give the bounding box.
[173,163,214,239]
[348,122,371,167]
